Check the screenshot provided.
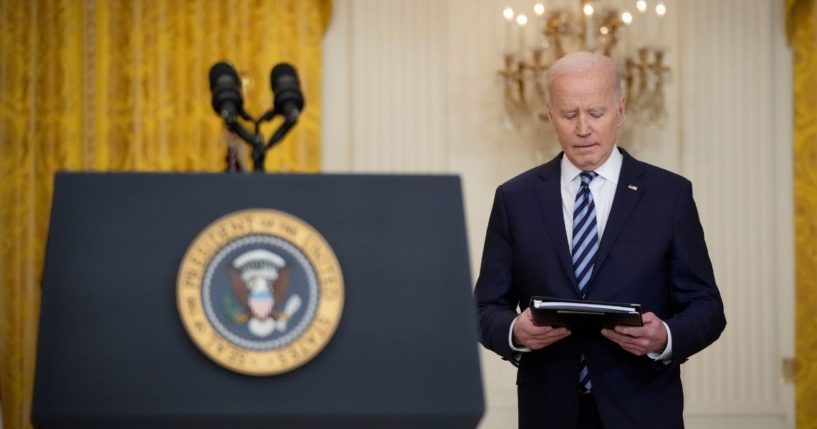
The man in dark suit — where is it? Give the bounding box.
[474,52,726,429]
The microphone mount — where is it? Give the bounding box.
[210,62,303,173]
[221,106,300,173]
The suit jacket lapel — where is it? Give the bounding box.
[591,149,645,282]
[534,153,580,295]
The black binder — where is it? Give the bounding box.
[529,296,643,334]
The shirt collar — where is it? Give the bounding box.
[560,146,623,186]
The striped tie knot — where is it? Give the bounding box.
[579,171,598,187]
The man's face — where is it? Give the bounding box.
[547,67,624,171]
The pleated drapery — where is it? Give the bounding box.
[789,0,817,428]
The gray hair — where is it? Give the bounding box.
[544,52,622,106]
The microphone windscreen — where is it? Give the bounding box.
[209,62,240,90]
[270,63,298,88]
[270,63,305,115]
[209,61,243,116]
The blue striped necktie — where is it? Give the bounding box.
[574,171,599,392]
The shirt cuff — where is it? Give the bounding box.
[508,315,532,353]
[647,321,673,362]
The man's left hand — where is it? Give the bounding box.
[601,312,668,356]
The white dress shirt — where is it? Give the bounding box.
[509,147,672,361]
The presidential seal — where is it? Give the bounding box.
[177,209,344,375]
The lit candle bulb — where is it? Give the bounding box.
[621,10,633,53]
[516,14,528,57]
[622,11,633,52]
[534,3,545,49]
[583,4,594,49]
[503,7,514,54]
[655,3,666,47]
[635,0,648,48]
[622,11,633,25]
[655,3,666,16]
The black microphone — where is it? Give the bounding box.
[270,63,305,123]
[209,62,245,120]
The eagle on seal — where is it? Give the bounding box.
[228,249,302,337]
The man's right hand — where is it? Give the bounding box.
[512,307,571,350]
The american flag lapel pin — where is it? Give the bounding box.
[628,184,638,191]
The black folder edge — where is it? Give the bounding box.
[528,296,643,329]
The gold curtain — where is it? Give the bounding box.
[0,1,330,428]
[790,0,817,428]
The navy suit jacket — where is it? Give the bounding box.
[474,150,726,429]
